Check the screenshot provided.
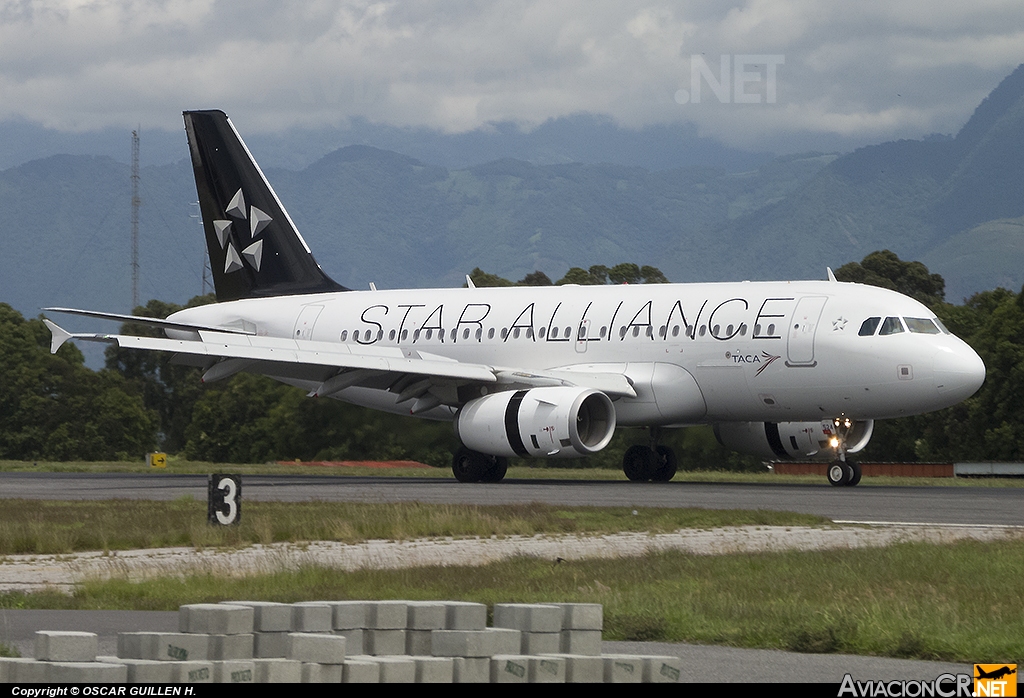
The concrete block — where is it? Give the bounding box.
[603,654,643,683]
[252,658,302,683]
[491,655,529,683]
[413,656,454,683]
[406,601,447,629]
[34,630,98,662]
[208,634,254,660]
[643,655,683,683]
[333,628,364,654]
[374,655,416,683]
[528,655,566,683]
[4,658,49,683]
[173,661,214,683]
[98,656,175,683]
[560,629,602,655]
[47,661,127,684]
[179,603,254,635]
[253,631,289,658]
[540,654,603,683]
[287,632,346,664]
[551,603,603,630]
[452,656,490,683]
[364,629,405,656]
[327,601,368,630]
[366,600,408,629]
[119,632,208,661]
[406,629,433,656]
[444,601,487,630]
[302,662,343,683]
[220,601,292,632]
[520,631,560,655]
[487,628,523,655]
[291,602,333,632]
[213,660,255,683]
[431,629,494,658]
[493,603,563,632]
[342,657,381,683]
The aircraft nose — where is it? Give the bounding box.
[933,342,986,401]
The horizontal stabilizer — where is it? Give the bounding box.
[44,307,255,335]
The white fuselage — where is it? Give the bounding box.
[170,279,986,425]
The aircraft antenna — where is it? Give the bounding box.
[131,128,141,310]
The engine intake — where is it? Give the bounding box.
[714,420,874,461]
[455,387,616,458]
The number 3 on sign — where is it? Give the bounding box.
[208,474,241,525]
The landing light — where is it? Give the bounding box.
[829,437,840,448]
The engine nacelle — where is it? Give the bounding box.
[455,387,616,458]
[713,420,874,461]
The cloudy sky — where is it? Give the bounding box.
[1,0,1022,156]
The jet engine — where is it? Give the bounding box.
[713,419,873,461]
[454,387,616,458]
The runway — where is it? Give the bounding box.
[1,472,1021,525]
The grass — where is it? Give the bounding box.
[2,458,1023,487]
[0,498,828,555]
[2,540,1021,664]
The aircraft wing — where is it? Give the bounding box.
[43,320,637,404]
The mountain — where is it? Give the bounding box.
[674,64,1024,300]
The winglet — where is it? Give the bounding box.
[465,275,476,289]
[43,319,73,354]
[827,267,838,283]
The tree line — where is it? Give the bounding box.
[2,252,1022,466]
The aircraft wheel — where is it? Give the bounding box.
[452,447,488,483]
[651,445,678,482]
[827,460,852,487]
[623,445,657,481]
[479,456,509,483]
[847,460,862,487]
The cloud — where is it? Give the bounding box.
[0,0,1021,150]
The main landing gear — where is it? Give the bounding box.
[827,416,862,487]
[452,446,508,483]
[622,428,678,482]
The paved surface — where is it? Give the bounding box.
[0,610,976,683]
[1,473,1022,525]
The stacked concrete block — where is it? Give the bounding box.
[491,655,566,684]
[327,601,368,654]
[221,600,292,658]
[444,601,488,630]
[291,601,333,632]
[493,603,563,654]
[117,632,209,662]
[286,632,346,664]
[412,656,454,683]
[405,601,447,655]
[213,660,255,683]
[363,600,408,655]
[373,655,417,683]
[431,627,521,658]
[301,662,343,683]
[47,662,128,683]
[452,656,491,683]
[642,655,683,683]
[552,602,603,655]
[172,661,214,683]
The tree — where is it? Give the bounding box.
[0,304,157,460]
[834,250,945,308]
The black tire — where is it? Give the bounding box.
[651,445,678,482]
[452,447,486,483]
[479,456,509,483]
[623,444,657,481]
[827,460,852,487]
[847,460,862,487]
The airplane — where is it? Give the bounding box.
[43,110,987,486]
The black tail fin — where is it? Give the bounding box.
[183,110,348,301]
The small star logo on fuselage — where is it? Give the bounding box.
[832,317,848,331]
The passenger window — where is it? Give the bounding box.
[463,328,470,339]
[475,328,482,340]
[879,317,904,335]
[859,317,881,336]
[672,325,680,337]
[538,327,546,338]
[600,326,607,338]
[488,328,495,339]
[340,330,348,341]
[904,317,941,334]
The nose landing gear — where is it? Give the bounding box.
[827,416,862,487]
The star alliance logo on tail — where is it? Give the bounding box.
[213,188,271,274]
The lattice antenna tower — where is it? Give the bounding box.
[131,128,141,310]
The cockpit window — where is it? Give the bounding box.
[904,317,941,334]
[933,317,951,334]
[879,316,905,335]
[858,317,881,336]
